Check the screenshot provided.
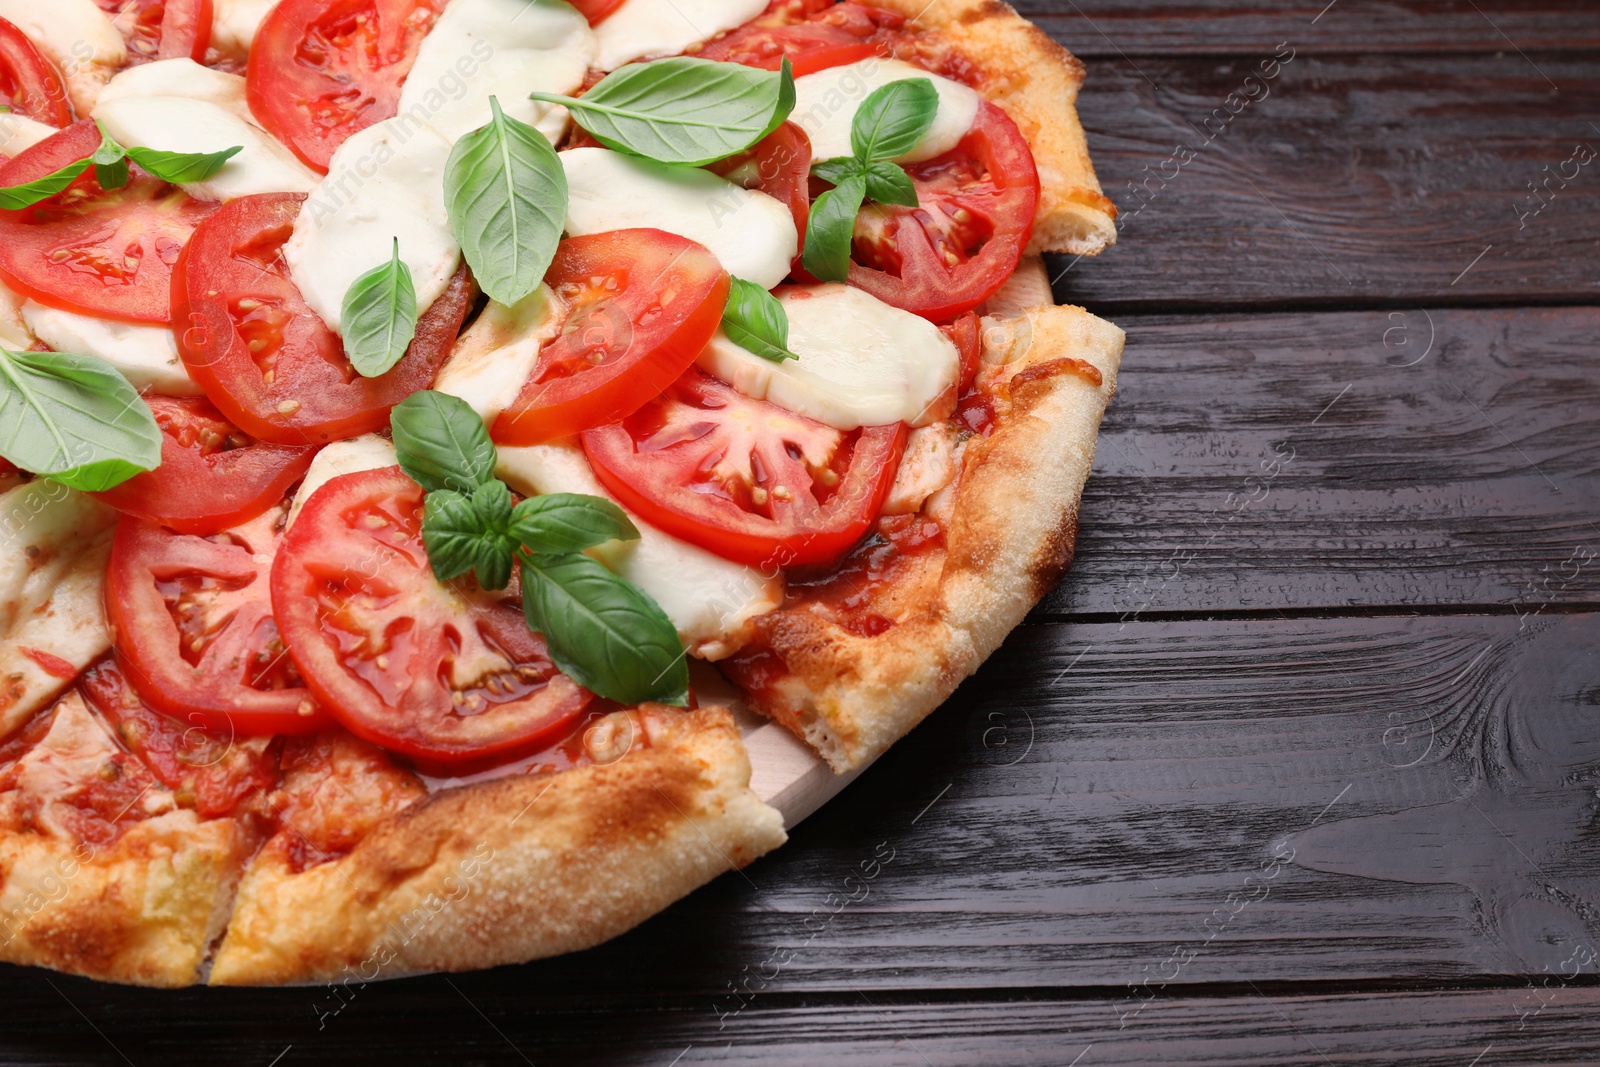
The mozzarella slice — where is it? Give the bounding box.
[562,147,796,290]
[436,288,562,424]
[21,301,199,397]
[0,1,125,114]
[883,422,960,515]
[0,114,58,160]
[286,435,399,529]
[792,58,982,164]
[0,482,117,738]
[593,0,765,71]
[93,61,322,201]
[701,283,959,429]
[398,0,593,144]
[212,0,278,55]
[0,279,35,350]
[287,117,461,335]
[497,443,782,660]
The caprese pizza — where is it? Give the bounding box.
[0,0,1122,987]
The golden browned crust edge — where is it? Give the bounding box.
[871,0,1118,255]
[740,259,1124,771]
[208,705,785,986]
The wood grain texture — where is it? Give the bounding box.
[1036,306,1600,617]
[1054,54,1600,310]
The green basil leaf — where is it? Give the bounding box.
[472,477,515,530]
[420,490,488,582]
[850,78,939,163]
[342,239,419,378]
[390,391,498,494]
[0,157,90,209]
[721,276,798,363]
[91,131,129,192]
[0,348,161,492]
[810,157,861,187]
[863,159,919,207]
[800,173,866,284]
[532,57,795,167]
[510,493,639,554]
[520,553,689,707]
[444,96,566,307]
[126,144,244,185]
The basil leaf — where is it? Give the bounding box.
[800,173,866,284]
[91,130,129,192]
[510,493,639,554]
[126,144,244,185]
[520,553,689,707]
[850,78,939,163]
[0,348,160,492]
[811,157,861,187]
[863,159,919,207]
[444,96,566,307]
[390,391,498,494]
[722,276,798,363]
[420,489,487,582]
[533,57,795,167]
[342,239,419,378]
[0,158,90,209]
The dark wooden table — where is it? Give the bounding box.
[9,3,1600,1063]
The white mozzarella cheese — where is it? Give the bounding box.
[0,0,126,114]
[93,61,322,201]
[212,0,278,55]
[398,0,593,144]
[593,0,765,71]
[883,422,959,515]
[496,442,782,660]
[792,58,981,164]
[21,301,200,397]
[287,117,461,335]
[700,283,959,429]
[0,279,35,350]
[286,435,399,529]
[0,482,117,738]
[435,288,562,424]
[0,114,58,160]
[562,147,796,290]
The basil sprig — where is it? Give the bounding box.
[341,239,418,378]
[389,391,689,706]
[801,79,938,283]
[721,277,798,363]
[531,57,795,167]
[0,123,242,209]
[444,97,567,308]
[0,348,161,491]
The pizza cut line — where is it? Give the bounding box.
[0,0,1122,986]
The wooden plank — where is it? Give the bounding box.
[1036,306,1600,618]
[1054,54,1600,310]
[1029,0,1600,57]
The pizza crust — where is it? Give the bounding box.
[209,705,785,985]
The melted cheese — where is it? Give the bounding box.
[0,114,58,160]
[435,288,562,424]
[592,0,766,71]
[286,117,461,335]
[792,58,981,164]
[700,283,959,429]
[286,435,399,529]
[212,0,278,55]
[398,0,593,144]
[496,443,781,660]
[22,301,199,397]
[0,1,126,114]
[883,422,959,515]
[562,147,796,290]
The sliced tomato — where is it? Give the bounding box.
[0,121,215,324]
[709,122,812,261]
[93,0,215,63]
[583,369,908,568]
[247,0,449,172]
[568,0,625,24]
[848,102,1039,321]
[92,396,316,536]
[82,659,280,819]
[942,311,981,393]
[492,229,729,447]
[697,0,898,77]
[106,504,332,737]
[174,192,472,445]
[271,467,594,766]
[0,18,72,126]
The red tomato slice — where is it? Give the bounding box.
[0,121,216,324]
[697,0,899,77]
[91,395,317,535]
[492,229,729,448]
[271,467,594,766]
[107,504,333,737]
[568,0,625,24]
[93,0,215,63]
[0,18,72,126]
[583,369,908,568]
[708,122,812,263]
[174,192,473,446]
[942,310,981,393]
[247,0,449,172]
[847,101,1040,321]
[81,658,281,819]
